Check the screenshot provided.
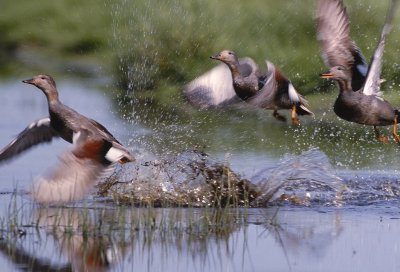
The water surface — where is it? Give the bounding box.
[1,79,400,272]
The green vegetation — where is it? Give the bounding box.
[1,0,399,94]
[0,0,112,76]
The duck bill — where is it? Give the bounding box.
[22,78,35,85]
[210,54,220,60]
[320,72,334,79]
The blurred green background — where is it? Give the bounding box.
[1,0,400,169]
[1,0,399,92]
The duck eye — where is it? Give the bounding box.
[228,52,232,55]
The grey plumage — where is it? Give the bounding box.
[316,0,368,91]
[319,0,399,143]
[184,50,313,124]
[0,117,58,163]
[183,57,258,107]
[0,74,134,203]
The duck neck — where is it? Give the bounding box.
[226,59,242,81]
[42,88,60,104]
[336,78,352,92]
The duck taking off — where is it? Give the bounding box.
[316,0,369,91]
[184,50,313,125]
[0,75,135,203]
[318,0,399,144]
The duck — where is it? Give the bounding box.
[318,0,399,143]
[316,0,369,91]
[211,50,313,125]
[184,50,313,125]
[183,56,258,108]
[0,75,135,203]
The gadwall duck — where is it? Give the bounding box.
[319,0,399,143]
[211,50,313,125]
[183,56,257,108]
[0,75,134,203]
[184,50,313,125]
[316,0,369,91]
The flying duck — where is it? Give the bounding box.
[316,0,369,91]
[0,75,134,203]
[184,50,313,125]
[318,0,399,143]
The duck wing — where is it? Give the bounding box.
[30,131,114,203]
[316,0,368,91]
[183,63,237,107]
[239,57,261,78]
[247,61,278,108]
[0,117,58,164]
[88,118,120,143]
[362,0,397,99]
[248,61,313,115]
[183,58,259,107]
[87,119,134,162]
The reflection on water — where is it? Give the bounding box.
[1,202,400,272]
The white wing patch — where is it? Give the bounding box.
[28,117,50,129]
[72,131,81,144]
[288,83,301,103]
[105,147,127,163]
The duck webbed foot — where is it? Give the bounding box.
[118,157,131,164]
[291,105,300,126]
[392,115,400,144]
[273,110,287,122]
[374,126,389,144]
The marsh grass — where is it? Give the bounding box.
[0,192,261,271]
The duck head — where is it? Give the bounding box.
[23,74,59,101]
[23,74,57,91]
[320,66,350,81]
[320,65,353,91]
[210,50,239,65]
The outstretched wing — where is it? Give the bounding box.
[362,0,397,98]
[88,118,120,143]
[183,58,259,107]
[183,63,237,107]
[316,0,354,68]
[239,57,261,78]
[0,117,58,164]
[316,0,368,91]
[247,61,278,108]
[248,61,313,115]
[30,131,113,204]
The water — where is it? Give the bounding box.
[1,79,400,271]
[1,204,400,272]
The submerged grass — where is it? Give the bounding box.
[0,193,262,271]
[97,150,265,208]
[96,148,341,208]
